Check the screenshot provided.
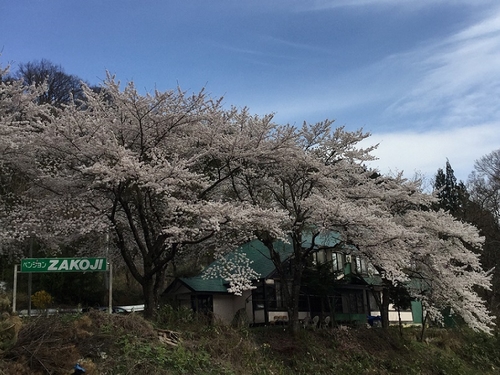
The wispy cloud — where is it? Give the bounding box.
[296,0,492,11]
[261,35,333,55]
[209,33,333,66]
[384,5,500,128]
[210,43,266,57]
[347,4,500,180]
[452,9,500,41]
[231,2,500,135]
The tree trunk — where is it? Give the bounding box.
[289,281,302,335]
[375,288,391,329]
[419,311,429,342]
[371,286,390,328]
[153,268,166,308]
[142,277,156,319]
[327,296,336,327]
[259,233,306,335]
[397,307,403,337]
[380,290,390,328]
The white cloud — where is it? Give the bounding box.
[363,123,500,181]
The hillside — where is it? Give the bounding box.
[0,308,499,374]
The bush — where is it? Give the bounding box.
[31,290,53,310]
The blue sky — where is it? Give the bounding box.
[1,0,499,183]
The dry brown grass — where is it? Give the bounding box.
[0,310,158,375]
[0,311,498,375]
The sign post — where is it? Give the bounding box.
[108,263,113,314]
[14,257,111,315]
[12,265,18,313]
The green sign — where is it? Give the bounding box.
[20,257,107,273]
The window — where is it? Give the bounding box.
[368,291,379,311]
[332,252,345,272]
[344,291,365,314]
[315,250,326,264]
[252,285,265,310]
[252,281,288,310]
[269,281,288,309]
[354,256,369,275]
[331,294,343,313]
[275,281,284,308]
[313,250,345,272]
[191,295,213,314]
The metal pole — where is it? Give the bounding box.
[12,265,18,313]
[104,232,109,304]
[108,263,113,314]
[27,237,33,316]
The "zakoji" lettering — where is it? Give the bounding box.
[47,258,105,271]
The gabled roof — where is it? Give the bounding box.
[164,232,356,295]
[166,239,294,294]
[236,239,293,278]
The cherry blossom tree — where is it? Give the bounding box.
[219,119,494,334]
[0,73,287,317]
[342,174,493,333]
[217,120,379,332]
[0,67,493,331]
[0,65,53,245]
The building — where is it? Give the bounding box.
[163,236,422,327]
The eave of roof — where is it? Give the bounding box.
[179,276,229,293]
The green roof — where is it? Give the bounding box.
[170,232,349,294]
[362,275,384,286]
[177,239,294,293]
[237,239,293,278]
[179,276,229,293]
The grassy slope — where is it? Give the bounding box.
[1,309,499,375]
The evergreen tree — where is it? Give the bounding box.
[434,160,468,219]
[434,158,500,318]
